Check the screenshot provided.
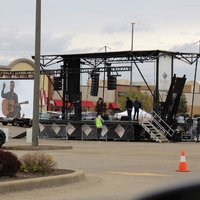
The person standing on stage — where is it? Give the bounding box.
[125,97,133,121]
[96,97,103,116]
[133,97,141,121]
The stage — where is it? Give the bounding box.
[37,119,195,143]
[38,119,146,141]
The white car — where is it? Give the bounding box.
[82,112,97,120]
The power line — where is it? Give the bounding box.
[179,40,200,52]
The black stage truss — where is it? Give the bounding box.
[0,50,199,76]
[33,50,200,68]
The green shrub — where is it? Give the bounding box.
[0,150,21,177]
[19,152,57,175]
[194,114,200,118]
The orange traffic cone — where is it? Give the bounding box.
[176,151,190,172]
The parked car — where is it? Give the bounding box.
[108,115,118,121]
[67,113,76,120]
[39,112,51,119]
[0,117,32,127]
[82,112,97,120]
[46,111,62,119]
[183,117,197,139]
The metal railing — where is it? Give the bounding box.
[39,123,68,140]
[81,124,107,141]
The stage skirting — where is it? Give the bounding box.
[38,120,137,141]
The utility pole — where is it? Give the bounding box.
[32,0,41,146]
[128,23,137,99]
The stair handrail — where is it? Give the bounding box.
[150,110,174,137]
[140,118,167,143]
[139,109,171,142]
[139,109,153,122]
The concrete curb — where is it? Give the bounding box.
[0,169,85,194]
[2,145,73,151]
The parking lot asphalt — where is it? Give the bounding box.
[1,125,200,200]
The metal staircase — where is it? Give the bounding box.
[139,110,174,143]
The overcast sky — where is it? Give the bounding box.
[1,0,200,84]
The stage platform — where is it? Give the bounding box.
[38,119,147,141]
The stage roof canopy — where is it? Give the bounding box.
[33,50,200,69]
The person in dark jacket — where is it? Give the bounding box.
[126,97,133,121]
[96,97,103,116]
[133,97,141,121]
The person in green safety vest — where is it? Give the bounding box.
[95,113,104,143]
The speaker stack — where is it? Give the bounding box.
[90,73,100,96]
[54,77,62,91]
[107,76,116,90]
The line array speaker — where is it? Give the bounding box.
[54,77,62,91]
[66,59,80,94]
[107,76,116,90]
[90,73,99,96]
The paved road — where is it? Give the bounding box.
[1,124,200,200]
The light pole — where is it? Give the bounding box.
[32,0,41,146]
[128,22,136,99]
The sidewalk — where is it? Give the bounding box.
[2,138,73,150]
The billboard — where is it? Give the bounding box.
[158,54,172,91]
[0,79,33,118]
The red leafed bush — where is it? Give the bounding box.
[0,150,21,177]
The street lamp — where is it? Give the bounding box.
[128,22,137,99]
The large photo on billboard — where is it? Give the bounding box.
[0,79,33,118]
